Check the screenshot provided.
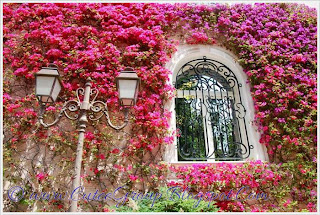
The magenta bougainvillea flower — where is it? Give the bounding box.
[3,2,317,212]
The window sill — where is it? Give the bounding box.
[169,160,257,166]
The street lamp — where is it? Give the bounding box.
[115,68,140,107]
[35,65,62,104]
[35,64,140,212]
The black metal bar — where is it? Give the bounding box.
[175,57,252,161]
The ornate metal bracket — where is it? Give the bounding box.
[38,78,129,130]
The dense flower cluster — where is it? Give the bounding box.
[169,161,284,212]
[3,3,317,212]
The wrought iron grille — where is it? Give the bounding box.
[174,56,253,161]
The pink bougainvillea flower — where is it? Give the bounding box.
[94,168,99,175]
[111,148,120,154]
[36,172,47,182]
[2,2,317,212]
[129,174,139,181]
[99,154,105,160]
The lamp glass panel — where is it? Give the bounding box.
[118,79,137,99]
[51,78,62,102]
[40,95,50,103]
[121,98,134,106]
[36,76,55,96]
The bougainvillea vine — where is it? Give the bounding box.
[3,3,317,212]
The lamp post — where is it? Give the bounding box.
[34,65,140,212]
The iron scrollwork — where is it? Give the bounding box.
[38,86,129,130]
[175,56,253,161]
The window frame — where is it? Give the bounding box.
[164,45,269,164]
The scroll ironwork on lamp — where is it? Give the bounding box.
[34,64,140,212]
[34,65,140,129]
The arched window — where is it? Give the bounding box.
[174,56,251,161]
[165,45,268,163]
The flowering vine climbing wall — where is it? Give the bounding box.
[3,3,317,212]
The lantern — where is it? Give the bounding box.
[115,68,140,107]
[35,65,62,104]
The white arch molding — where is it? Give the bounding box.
[164,45,269,164]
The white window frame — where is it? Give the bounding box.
[164,45,269,164]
